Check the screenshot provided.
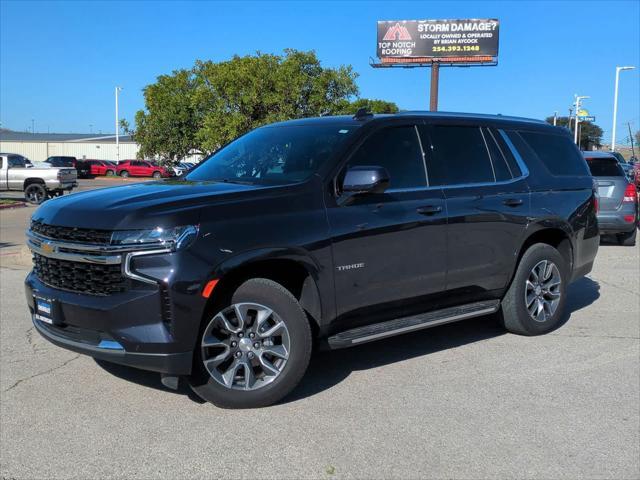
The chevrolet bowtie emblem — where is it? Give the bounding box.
[41,241,55,254]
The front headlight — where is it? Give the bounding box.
[110,225,198,250]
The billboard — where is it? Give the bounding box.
[377,19,499,64]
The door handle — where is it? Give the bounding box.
[417,205,443,215]
[503,198,523,207]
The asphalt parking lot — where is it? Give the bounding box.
[0,181,639,479]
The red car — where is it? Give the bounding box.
[116,160,171,178]
[634,162,640,188]
[83,160,117,176]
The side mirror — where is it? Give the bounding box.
[342,165,390,195]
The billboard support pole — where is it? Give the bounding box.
[430,63,440,111]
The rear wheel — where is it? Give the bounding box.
[119,170,129,178]
[24,184,47,204]
[617,229,636,246]
[189,278,312,409]
[499,243,567,336]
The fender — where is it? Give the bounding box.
[207,246,332,330]
[507,218,575,284]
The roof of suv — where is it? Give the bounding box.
[268,111,553,130]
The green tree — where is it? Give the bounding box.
[545,116,603,149]
[335,98,399,114]
[132,50,361,163]
[133,69,200,162]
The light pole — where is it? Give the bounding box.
[115,86,123,162]
[574,95,590,145]
[611,66,635,152]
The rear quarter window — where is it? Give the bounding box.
[517,130,589,176]
[585,158,625,177]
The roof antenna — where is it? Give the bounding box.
[353,108,373,120]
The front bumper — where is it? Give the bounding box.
[25,272,194,374]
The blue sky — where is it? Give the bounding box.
[1,0,639,144]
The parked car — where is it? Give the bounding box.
[25,112,599,408]
[44,156,76,167]
[45,156,90,179]
[583,151,637,246]
[116,160,171,178]
[1,153,77,204]
[634,162,640,188]
[602,151,635,181]
[80,160,114,176]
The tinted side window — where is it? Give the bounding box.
[347,126,426,189]
[585,158,625,177]
[426,125,495,186]
[482,127,512,182]
[489,128,522,177]
[8,156,26,168]
[518,131,589,176]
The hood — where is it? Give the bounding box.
[32,180,264,230]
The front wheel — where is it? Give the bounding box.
[106,169,115,176]
[498,243,568,336]
[152,171,162,179]
[189,278,312,409]
[24,184,47,204]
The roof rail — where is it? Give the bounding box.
[353,108,374,121]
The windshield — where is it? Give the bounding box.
[186,124,356,185]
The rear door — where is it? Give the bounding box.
[327,122,447,324]
[7,156,27,189]
[420,123,530,296]
[0,157,7,189]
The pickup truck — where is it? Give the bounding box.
[0,153,78,204]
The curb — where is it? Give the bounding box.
[0,201,28,210]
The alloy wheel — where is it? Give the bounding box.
[525,260,562,322]
[25,187,45,204]
[201,302,290,391]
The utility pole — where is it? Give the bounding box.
[115,86,123,162]
[628,122,636,159]
[31,119,35,133]
[612,66,635,152]
[568,108,573,132]
[574,95,590,145]
[429,62,440,111]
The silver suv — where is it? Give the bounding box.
[584,151,638,246]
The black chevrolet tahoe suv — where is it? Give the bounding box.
[25,112,599,408]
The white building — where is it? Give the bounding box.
[0,131,139,162]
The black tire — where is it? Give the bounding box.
[24,183,47,204]
[106,169,115,176]
[498,243,568,336]
[617,229,636,246]
[120,170,129,178]
[189,278,312,409]
[152,171,162,179]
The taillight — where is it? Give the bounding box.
[623,183,637,203]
